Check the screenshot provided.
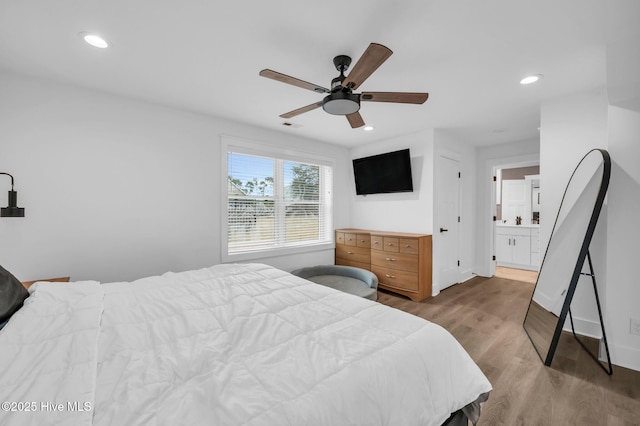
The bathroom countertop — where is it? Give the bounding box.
[496,223,540,228]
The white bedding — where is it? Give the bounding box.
[0,263,491,426]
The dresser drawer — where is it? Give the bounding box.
[336,232,345,245]
[371,250,418,272]
[344,233,357,246]
[371,235,384,250]
[356,234,371,248]
[336,244,371,264]
[383,237,400,252]
[371,266,419,292]
[399,238,419,255]
[336,257,371,271]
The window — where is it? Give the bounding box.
[222,137,333,260]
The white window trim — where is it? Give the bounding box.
[220,135,335,263]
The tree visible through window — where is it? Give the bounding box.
[227,152,332,255]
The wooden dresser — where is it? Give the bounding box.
[335,228,432,302]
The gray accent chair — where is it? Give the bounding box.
[291,265,378,301]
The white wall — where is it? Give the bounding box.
[349,130,434,234]
[0,71,351,282]
[474,139,540,277]
[539,87,640,371]
[432,130,477,291]
[602,23,640,370]
[539,89,609,339]
[539,89,609,251]
[606,105,640,370]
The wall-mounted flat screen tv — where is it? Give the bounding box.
[352,148,413,195]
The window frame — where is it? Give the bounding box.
[220,135,334,263]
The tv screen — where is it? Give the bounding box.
[352,149,413,195]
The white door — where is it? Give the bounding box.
[438,156,460,289]
[512,235,532,265]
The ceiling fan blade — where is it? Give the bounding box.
[260,69,329,93]
[342,43,393,90]
[280,101,324,119]
[361,92,429,104]
[346,112,365,128]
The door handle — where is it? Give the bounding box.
[440,228,448,233]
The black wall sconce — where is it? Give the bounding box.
[0,172,25,217]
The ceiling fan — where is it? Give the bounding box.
[259,43,429,128]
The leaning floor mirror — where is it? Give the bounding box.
[523,148,612,374]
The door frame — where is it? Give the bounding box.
[484,154,540,277]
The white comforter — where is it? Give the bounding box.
[0,263,491,426]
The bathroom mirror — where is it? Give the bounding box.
[523,149,611,369]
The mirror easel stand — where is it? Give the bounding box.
[523,148,612,373]
[567,250,613,375]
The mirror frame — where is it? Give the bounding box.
[523,148,611,367]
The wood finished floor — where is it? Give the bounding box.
[377,276,640,426]
[495,266,538,284]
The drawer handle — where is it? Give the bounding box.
[347,251,354,254]
[385,257,397,262]
[387,243,394,246]
[374,241,379,245]
[360,240,366,243]
[385,274,396,279]
[405,244,411,248]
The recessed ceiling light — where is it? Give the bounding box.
[79,32,109,49]
[363,126,374,131]
[520,74,543,85]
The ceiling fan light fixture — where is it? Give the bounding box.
[322,92,360,115]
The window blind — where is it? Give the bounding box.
[226,151,333,255]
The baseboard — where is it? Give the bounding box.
[432,270,475,297]
[459,270,475,283]
[608,343,640,372]
[562,315,602,339]
[562,317,640,372]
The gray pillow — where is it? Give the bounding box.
[0,265,29,323]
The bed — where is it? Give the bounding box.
[0,263,491,426]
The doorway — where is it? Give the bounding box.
[488,158,541,278]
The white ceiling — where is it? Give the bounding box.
[0,0,638,148]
